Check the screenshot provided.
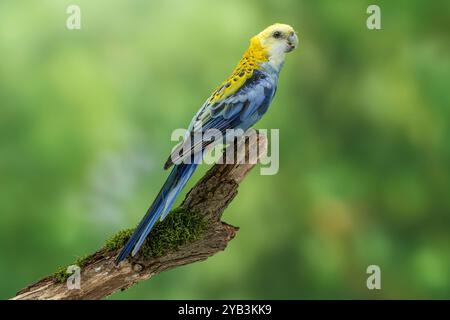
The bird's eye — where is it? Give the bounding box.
[272,31,282,39]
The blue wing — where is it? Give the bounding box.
[164,70,277,169]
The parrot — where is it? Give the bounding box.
[116,23,298,264]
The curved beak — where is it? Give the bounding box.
[286,32,299,52]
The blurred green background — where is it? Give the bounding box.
[1,0,449,299]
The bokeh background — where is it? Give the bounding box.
[1,0,449,299]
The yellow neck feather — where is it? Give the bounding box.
[209,38,269,104]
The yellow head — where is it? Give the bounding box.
[254,23,298,56]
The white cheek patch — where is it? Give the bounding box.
[271,42,287,55]
[268,42,287,71]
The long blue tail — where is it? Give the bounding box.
[115,162,198,264]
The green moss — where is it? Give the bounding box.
[104,228,135,252]
[75,254,91,267]
[52,208,206,282]
[54,266,71,283]
[104,207,207,259]
[140,207,208,258]
[52,254,93,283]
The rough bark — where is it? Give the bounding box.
[11,131,267,300]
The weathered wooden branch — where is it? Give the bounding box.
[12,131,267,300]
